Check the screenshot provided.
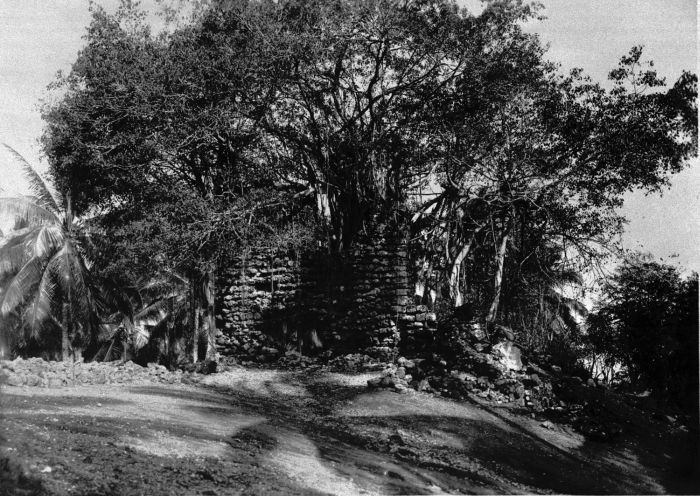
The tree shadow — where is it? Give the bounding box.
[0,388,339,495]
[0,428,46,496]
[194,371,619,493]
[3,374,697,495]
[0,394,131,411]
[271,371,698,494]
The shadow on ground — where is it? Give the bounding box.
[1,369,698,495]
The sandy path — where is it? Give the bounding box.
[1,367,697,495]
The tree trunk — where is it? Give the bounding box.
[203,270,218,362]
[448,236,476,308]
[166,296,174,367]
[61,302,71,361]
[189,280,199,364]
[197,169,218,363]
[414,256,429,299]
[486,232,509,324]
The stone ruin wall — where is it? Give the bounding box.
[215,225,436,360]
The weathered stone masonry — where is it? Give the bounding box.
[215,223,437,360]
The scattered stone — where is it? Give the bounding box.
[514,384,525,399]
[416,379,431,392]
[381,376,396,388]
[492,341,523,371]
[5,372,24,387]
[579,420,617,441]
[367,377,382,388]
[494,324,516,341]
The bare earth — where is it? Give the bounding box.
[1,367,698,495]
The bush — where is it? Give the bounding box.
[586,255,698,410]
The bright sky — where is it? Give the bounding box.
[0,0,698,271]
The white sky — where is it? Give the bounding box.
[0,0,698,271]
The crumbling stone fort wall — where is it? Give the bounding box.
[216,223,436,360]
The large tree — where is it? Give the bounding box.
[42,1,299,362]
[42,0,697,357]
[411,33,696,329]
[586,255,699,409]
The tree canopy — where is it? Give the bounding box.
[39,0,697,362]
[586,255,698,409]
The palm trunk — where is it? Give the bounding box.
[61,302,71,361]
[486,232,509,324]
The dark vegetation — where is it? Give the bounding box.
[586,256,699,411]
[0,0,697,424]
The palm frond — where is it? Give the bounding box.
[102,337,122,362]
[2,144,60,214]
[22,273,60,340]
[33,225,64,260]
[139,271,188,299]
[51,243,88,304]
[98,278,138,320]
[0,228,37,278]
[134,297,175,327]
[59,243,103,343]
[132,325,150,351]
[94,325,127,362]
[97,321,123,341]
[24,271,59,337]
[544,289,588,318]
[0,197,59,227]
[0,256,44,316]
[42,244,92,333]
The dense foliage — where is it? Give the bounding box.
[27,0,698,367]
[586,256,699,409]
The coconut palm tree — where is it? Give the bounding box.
[95,270,190,366]
[502,254,589,352]
[0,144,100,360]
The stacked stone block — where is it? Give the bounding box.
[399,304,438,355]
[216,223,437,360]
[340,229,409,361]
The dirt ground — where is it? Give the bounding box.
[1,367,698,495]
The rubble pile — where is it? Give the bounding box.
[327,353,385,371]
[273,350,322,369]
[0,357,204,388]
[365,319,630,441]
[367,351,559,407]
